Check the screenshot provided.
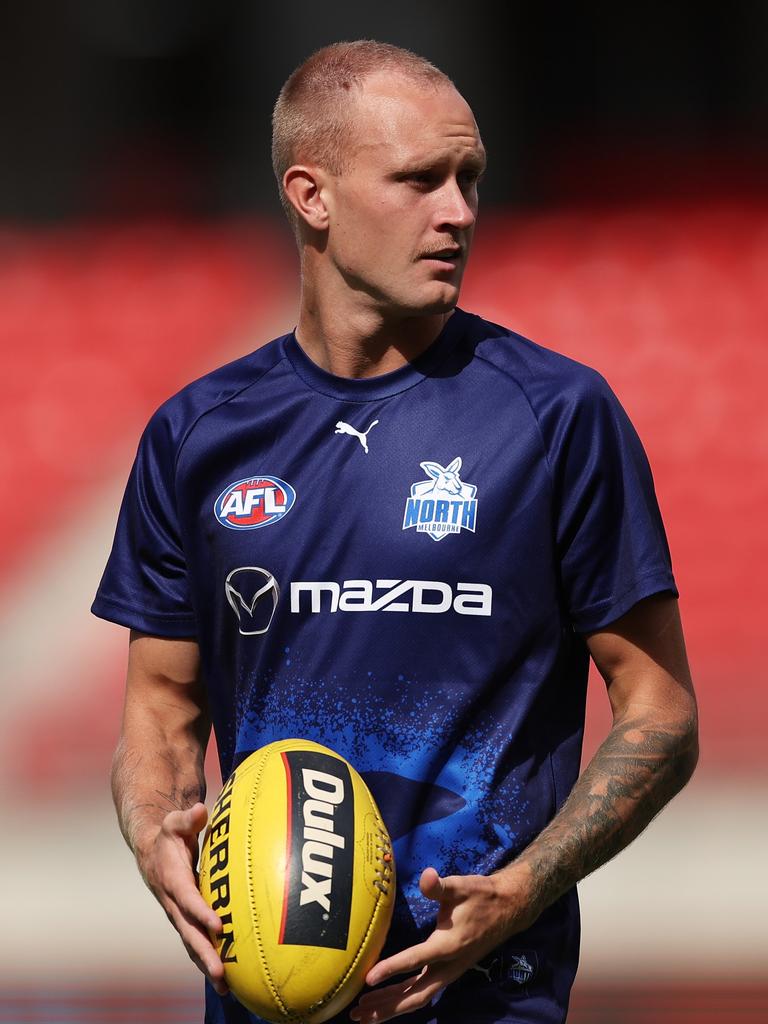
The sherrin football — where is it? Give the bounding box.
[198,738,395,1023]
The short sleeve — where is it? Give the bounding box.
[91,407,197,637]
[549,370,678,632]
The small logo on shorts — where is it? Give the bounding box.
[402,457,477,542]
[471,950,536,986]
[508,954,534,984]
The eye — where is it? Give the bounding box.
[408,172,437,188]
[396,170,439,190]
[458,169,483,190]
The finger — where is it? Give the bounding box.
[153,841,223,934]
[418,866,444,901]
[153,851,222,932]
[172,876,224,934]
[365,934,444,987]
[155,809,208,880]
[419,867,466,904]
[354,970,426,1013]
[352,966,450,1023]
[167,900,229,996]
[182,925,230,995]
[351,975,420,1022]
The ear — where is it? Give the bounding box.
[283,165,330,231]
[447,457,462,474]
[420,461,442,479]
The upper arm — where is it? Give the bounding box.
[122,631,209,750]
[585,594,698,728]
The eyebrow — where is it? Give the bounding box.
[465,151,487,174]
[394,150,487,175]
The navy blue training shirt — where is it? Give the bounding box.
[93,308,678,1024]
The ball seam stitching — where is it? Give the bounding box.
[307,809,393,1017]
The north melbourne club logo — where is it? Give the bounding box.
[470,952,535,986]
[402,457,478,541]
[508,954,535,985]
[214,475,296,530]
[224,567,279,635]
[334,418,379,454]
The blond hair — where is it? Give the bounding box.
[271,40,453,228]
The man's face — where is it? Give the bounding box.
[322,73,486,317]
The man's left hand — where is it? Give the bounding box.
[350,864,537,1023]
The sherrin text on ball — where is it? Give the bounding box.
[199,738,395,1023]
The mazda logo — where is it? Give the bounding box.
[224,566,279,636]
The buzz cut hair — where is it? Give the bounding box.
[271,40,454,229]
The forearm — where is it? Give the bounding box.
[111,725,208,866]
[113,634,210,867]
[107,636,228,994]
[505,703,698,915]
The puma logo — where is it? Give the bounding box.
[471,960,497,983]
[334,418,379,454]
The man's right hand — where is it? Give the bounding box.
[137,802,229,996]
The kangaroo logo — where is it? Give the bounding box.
[402,457,478,542]
[334,419,379,454]
[508,954,534,985]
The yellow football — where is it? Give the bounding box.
[198,738,395,1023]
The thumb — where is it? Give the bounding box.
[419,866,445,902]
[166,802,209,837]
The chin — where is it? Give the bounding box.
[406,283,462,316]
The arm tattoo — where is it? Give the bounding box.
[518,709,699,914]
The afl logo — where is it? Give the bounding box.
[214,476,296,530]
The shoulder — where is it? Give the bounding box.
[141,333,289,452]
[458,308,614,414]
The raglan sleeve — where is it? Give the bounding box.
[546,367,678,633]
[91,404,197,637]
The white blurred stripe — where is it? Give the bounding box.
[0,778,765,983]
[0,475,129,723]
[578,774,768,979]
[0,310,292,735]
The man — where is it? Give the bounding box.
[93,40,698,1024]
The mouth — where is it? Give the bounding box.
[419,247,464,268]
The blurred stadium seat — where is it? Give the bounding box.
[461,200,768,771]
[2,201,764,796]
[0,205,765,1018]
[0,220,292,570]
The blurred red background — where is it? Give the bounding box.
[1,4,766,1022]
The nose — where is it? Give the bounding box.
[435,178,476,232]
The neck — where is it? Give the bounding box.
[294,270,453,379]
